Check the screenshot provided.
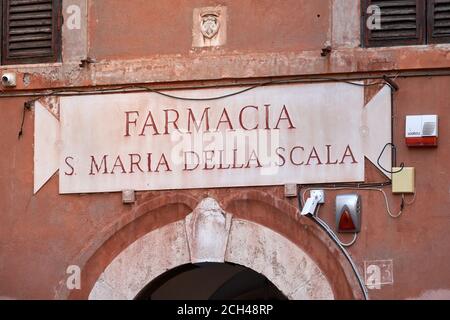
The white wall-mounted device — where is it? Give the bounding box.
[405,115,438,147]
[335,194,361,233]
[1,73,16,87]
[301,190,325,216]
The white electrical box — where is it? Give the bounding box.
[392,167,415,194]
[405,115,438,147]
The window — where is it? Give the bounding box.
[427,0,450,43]
[1,0,62,65]
[362,0,450,47]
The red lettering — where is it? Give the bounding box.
[245,150,262,168]
[129,154,144,173]
[203,150,215,170]
[147,153,153,172]
[239,106,258,131]
[155,153,172,172]
[264,104,270,130]
[164,109,180,135]
[216,108,234,131]
[140,111,160,136]
[124,111,139,137]
[184,151,200,171]
[275,105,296,129]
[89,155,108,175]
[64,156,75,176]
[218,150,231,169]
[275,147,286,166]
[326,145,338,164]
[340,145,358,164]
[187,108,210,133]
[232,149,244,168]
[290,146,305,166]
[306,147,323,165]
[111,156,126,174]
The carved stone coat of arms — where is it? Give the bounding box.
[200,12,220,39]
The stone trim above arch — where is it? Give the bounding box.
[89,197,334,300]
[65,189,364,300]
[185,197,233,263]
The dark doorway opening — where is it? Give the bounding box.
[135,262,288,300]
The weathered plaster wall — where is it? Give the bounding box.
[88,0,330,59]
[0,0,449,91]
[1,76,448,300]
[0,1,449,300]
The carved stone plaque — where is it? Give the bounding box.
[192,6,227,48]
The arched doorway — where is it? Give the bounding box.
[135,262,287,300]
[88,197,335,300]
[62,191,365,299]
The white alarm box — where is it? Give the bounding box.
[405,115,438,147]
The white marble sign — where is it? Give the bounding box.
[34,83,392,194]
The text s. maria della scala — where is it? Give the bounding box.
[62,104,358,176]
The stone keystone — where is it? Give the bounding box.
[185,197,232,263]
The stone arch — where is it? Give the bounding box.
[62,192,199,300]
[89,198,333,300]
[64,190,364,300]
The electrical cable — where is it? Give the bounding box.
[333,230,358,247]
[297,196,369,300]
[402,192,416,206]
[5,67,450,99]
[135,79,387,101]
[377,143,404,174]
[310,214,369,300]
[134,84,266,101]
[299,181,391,194]
[314,215,357,248]
[297,178,416,297]
[301,187,403,219]
[18,101,32,139]
[313,203,358,247]
[16,88,74,138]
[10,75,396,138]
[2,75,394,101]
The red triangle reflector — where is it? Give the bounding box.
[339,209,355,231]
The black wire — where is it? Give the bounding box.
[377,143,404,174]
[4,76,393,102]
[134,83,267,101]
[298,181,392,203]
[308,214,369,300]
[17,91,58,138]
[308,78,385,88]
[18,101,32,139]
[13,76,393,138]
[135,78,386,101]
[16,88,76,138]
[296,190,368,300]
[383,75,399,91]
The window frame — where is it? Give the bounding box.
[427,0,450,44]
[361,0,426,48]
[1,0,62,65]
